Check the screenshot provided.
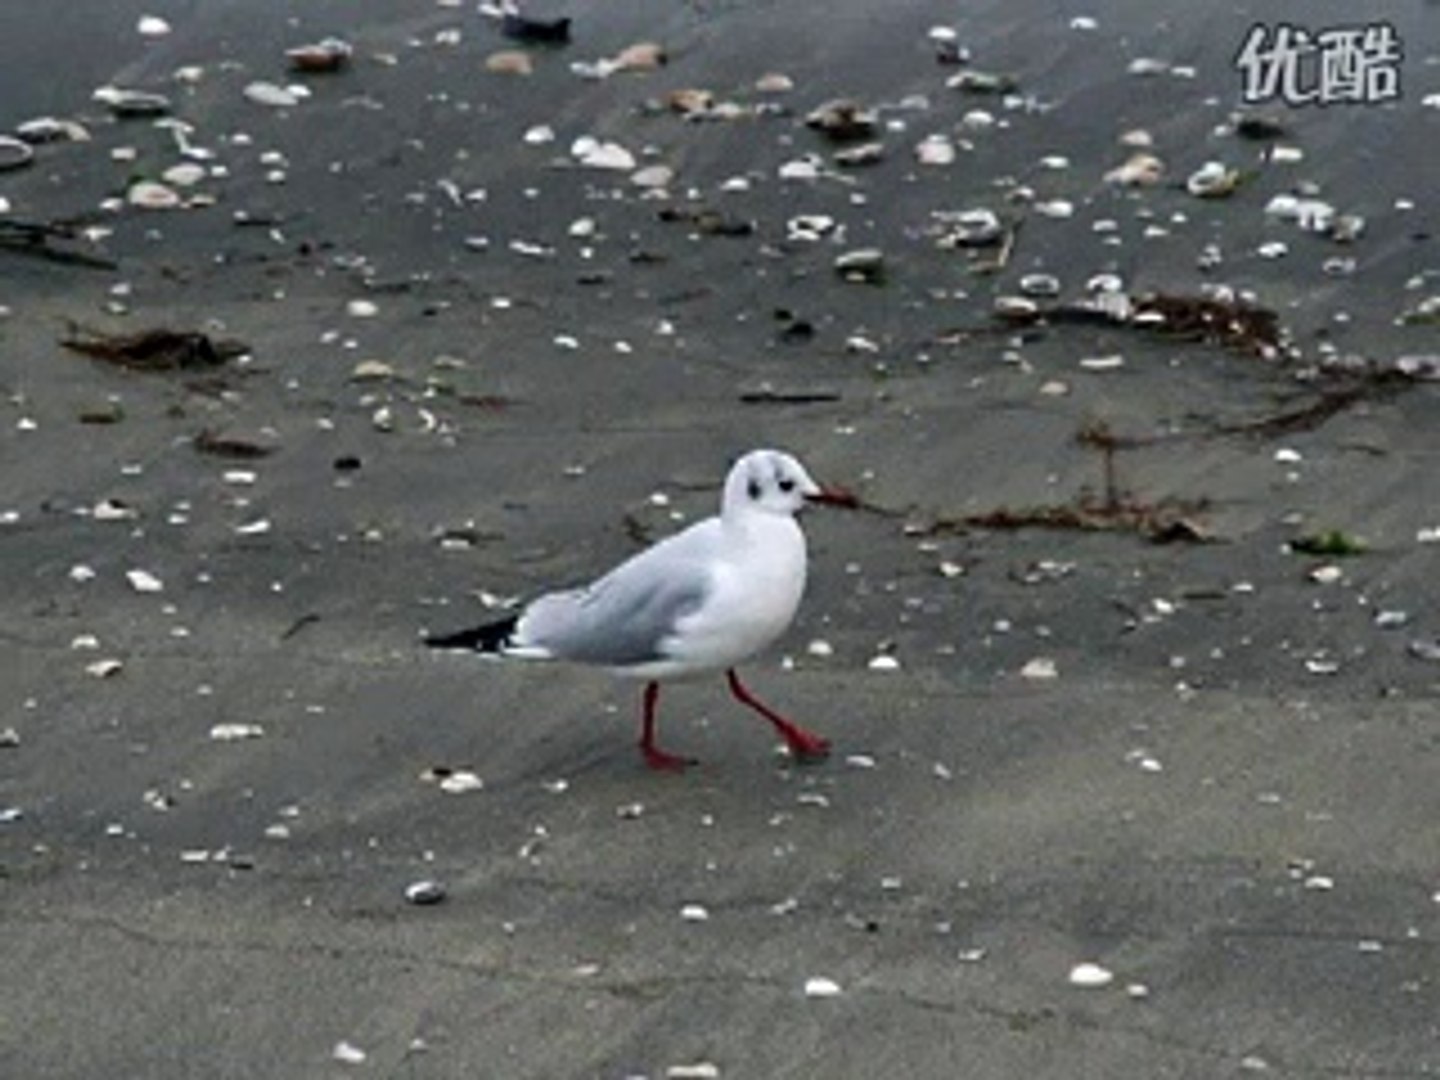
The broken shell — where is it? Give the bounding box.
[1018,273,1061,298]
[834,248,885,283]
[16,117,91,144]
[1186,161,1242,198]
[0,136,34,171]
[915,134,957,166]
[1021,657,1058,680]
[574,139,636,171]
[805,98,877,142]
[613,41,666,71]
[833,142,885,167]
[137,14,171,37]
[210,722,264,741]
[1069,962,1115,988]
[126,569,165,593]
[631,164,674,189]
[94,86,171,117]
[939,208,1004,247]
[486,50,534,75]
[405,880,447,905]
[243,81,300,107]
[946,70,1016,93]
[1104,153,1164,186]
[804,976,843,998]
[755,72,794,93]
[286,37,353,73]
[161,162,207,187]
[787,214,834,241]
[438,770,484,794]
[667,88,715,116]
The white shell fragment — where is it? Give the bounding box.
[405,879,447,905]
[210,723,265,741]
[126,569,165,593]
[137,15,172,37]
[1021,657,1058,680]
[1068,962,1115,988]
[804,976,844,998]
[243,81,302,108]
[332,1041,367,1065]
[127,181,183,210]
[438,770,485,794]
[666,1064,721,1080]
[680,903,711,922]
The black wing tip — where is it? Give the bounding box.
[424,614,519,653]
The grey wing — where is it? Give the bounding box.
[514,552,712,667]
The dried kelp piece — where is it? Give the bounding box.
[656,206,754,237]
[61,324,248,372]
[1131,292,1283,356]
[193,429,275,459]
[936,491,1213,543]
[501,12,571,44]
[1289,530,1368,557]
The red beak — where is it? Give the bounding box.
[805,485,859,508]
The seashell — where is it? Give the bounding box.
[94,86,171,117]
[1186,161,1242,198]
[1104,152,1163,186]
[286,37,353,73]
[945,70,1016,93]
[804,976,843,998]
[127,180,182,209]
[0,136,34,171]
[667,88,714,115]
[1068,962,1114,988]
[1018,273,1061,298]
[613,41,666,71]
[486,49,533,75]
[787,214,834,240]
[778,156,822,181]
[834,248,885,282]
[137,15,171,37]
[161,162,207,187]
[755,72,794,93]
[940,208,1003,247]
[631,164,674,189]
[576,140,636,171]
[993,295,1039,321]
[16,117,90,144]
[834,141,884,167]
[805,98,877,142]
[915,134,956,166]
[243,81,301,107]
[404,880,447,905]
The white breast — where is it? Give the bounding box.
[660,513,807,674]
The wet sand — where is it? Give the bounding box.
[3,2,1440,1076]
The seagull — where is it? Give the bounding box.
[425,449,853,770]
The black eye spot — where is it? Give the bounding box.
[747,479,762,500]
[778,477,796,493]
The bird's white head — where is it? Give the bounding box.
[721,449,851,520]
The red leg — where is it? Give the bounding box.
[638,681,696,772]
[726,669,830,762]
